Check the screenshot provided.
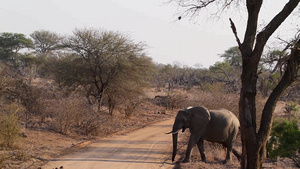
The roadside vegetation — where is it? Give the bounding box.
[0,29,299,168]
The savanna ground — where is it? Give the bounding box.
[0,87,299,169]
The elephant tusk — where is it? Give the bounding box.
[165,129,181,135]
[165,131,173,134]
[172,129,181,134]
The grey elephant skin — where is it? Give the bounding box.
[166,106,241,163]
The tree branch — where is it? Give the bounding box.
[171,0,237,19]
[242,0,262,55]
[229,18,242,48]
[253,0,300,62]
[258,39,300,142]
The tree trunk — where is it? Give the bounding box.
[239,51,262,168]
[236,1,300,168]
[108,96,115,116]
[239,39,300,169]
[257,39,300,153]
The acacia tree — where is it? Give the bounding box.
[209,61,240,93]
[220,46,242,69]
[0,32,33,62]
[61,28,152,113]
[30,30,62,55]
[169,0,300,168]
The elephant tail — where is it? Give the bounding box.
[232,148,241,161]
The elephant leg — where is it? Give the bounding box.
[183,134,200,163]
[223,143,232,164]
[197,139,207,162]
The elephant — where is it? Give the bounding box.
[166,106,241,163]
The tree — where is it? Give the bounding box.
[0,32,32,62]
[160,64,181,91]
[30,30,62,55]
[263,50,288,75]
[104,54,154,116]
[59,28,152,113]
[220,46,242,69]
[169,0,300,168]
[209,61,240,93]
[262,31,300,76]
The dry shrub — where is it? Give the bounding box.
[45,96,99,136]
[191,89,240,115]
[0,155,6,168]
[123,98,144,118]
[76,109,101,136]
[12,149,31,161]
[152,90,189,110]
[0,103,23,149]
[200,82,226,93]
[188,88,266,119]
[168,90,190,109]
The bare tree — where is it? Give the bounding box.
[169,0,300,168]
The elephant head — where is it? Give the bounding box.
[166,106,211,162]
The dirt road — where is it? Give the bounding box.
[42,119,175,169]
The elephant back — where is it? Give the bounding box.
[204,109,239,142]
[189,106,211,120]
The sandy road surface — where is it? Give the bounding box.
[42,119,175,169]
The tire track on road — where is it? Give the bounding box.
[42,119,175,169]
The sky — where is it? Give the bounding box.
[0,0,298,68]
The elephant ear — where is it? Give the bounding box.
[181,110,188,121]
[190,106,211,130]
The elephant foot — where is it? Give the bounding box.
[182,158,190,163]
[201,159,207,163]
[223,159,230,164]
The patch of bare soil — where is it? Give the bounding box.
[0,129,85,169]
[1,123,101,169]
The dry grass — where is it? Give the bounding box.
[0,88,174,169]
[0,87,298,169]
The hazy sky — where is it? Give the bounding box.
[0,0,298,68]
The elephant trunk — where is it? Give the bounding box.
[172,133,178,161]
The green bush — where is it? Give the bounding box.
[267,118,300,160]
